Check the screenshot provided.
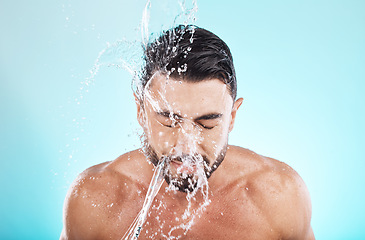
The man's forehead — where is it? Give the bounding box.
[146,74,229,95]
[143,74,233,118]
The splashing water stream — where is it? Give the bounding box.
[122,158,166,240]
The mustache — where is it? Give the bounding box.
[162,153,210,165]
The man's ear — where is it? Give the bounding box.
[229,98,243,132]
[134,93,144,127]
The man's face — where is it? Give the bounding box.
[137,74,242,192]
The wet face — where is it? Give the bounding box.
[137,74,242,192]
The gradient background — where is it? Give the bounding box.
[1,0,364,239]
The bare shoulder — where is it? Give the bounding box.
[226,146,314,239]
[60,149,150,240]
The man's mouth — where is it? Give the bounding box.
[170,159,197,174]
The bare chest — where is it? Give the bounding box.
[124,192,280,240]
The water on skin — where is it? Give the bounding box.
[129,70,213,238]
[127,61,211,237]
[124,78,212,239]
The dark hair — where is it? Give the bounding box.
[139,25,237,100]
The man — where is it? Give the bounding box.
[60,25,314,239]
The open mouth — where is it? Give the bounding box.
[170,159,197,174]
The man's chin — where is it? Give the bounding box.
[163,164,209,193]
[164,173,198,193]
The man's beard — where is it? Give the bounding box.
[142,140,228,193]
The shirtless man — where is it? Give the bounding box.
[60,25,314,239]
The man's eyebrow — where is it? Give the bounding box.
[156,110,183,119]
[195,113,223,121]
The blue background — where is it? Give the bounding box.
[1,0,364,239]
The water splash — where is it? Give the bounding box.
[84,0,213,238]
[174,0,198,26]
[88,0,198,85]
[122,158,166,240]
[141,0,152,48]
[165,155,211,238]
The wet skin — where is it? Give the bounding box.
[140,75,240,191]
[60,76,314,239]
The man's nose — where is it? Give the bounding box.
[173,120,202,153]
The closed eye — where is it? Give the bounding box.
[198,123,215,129]
[155,111,181,128]
[162,120,178,128]
[195,114,222,130]
[196,120,219,130]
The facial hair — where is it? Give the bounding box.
[142,140,228,193]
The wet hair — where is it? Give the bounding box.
[139,24,237,100]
